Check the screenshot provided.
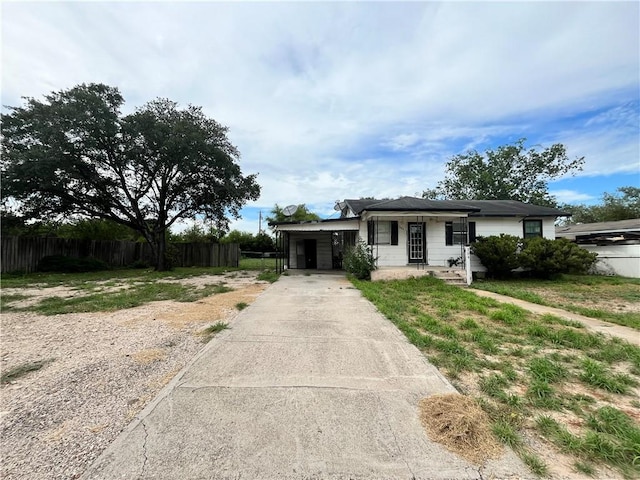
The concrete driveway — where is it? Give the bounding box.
[82,273,531,480]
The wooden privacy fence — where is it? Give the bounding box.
[0,236,240,273]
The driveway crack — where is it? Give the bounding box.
[139,420,149,479]
[377,393,416,479]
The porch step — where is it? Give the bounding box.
[433,271,468,287]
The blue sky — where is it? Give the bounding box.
[2,1,638,234]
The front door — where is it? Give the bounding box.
[303,239,317,269]
[408,222,426,264]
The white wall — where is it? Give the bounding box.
[359,216,468,267]
[360,216,557,271]
[582,244,640,278]
[357,216,408,267]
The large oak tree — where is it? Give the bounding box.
[1,83,260,270]
[423,138,584,207]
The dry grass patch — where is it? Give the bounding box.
[419,393,503,465]
[132,348,165,364]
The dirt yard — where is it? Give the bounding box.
[0,272,270,480]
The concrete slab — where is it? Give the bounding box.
[82,274,533,480]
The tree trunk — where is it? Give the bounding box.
[155,231,168,271]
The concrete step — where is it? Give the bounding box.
[433,272,467,287]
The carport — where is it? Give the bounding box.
[271,218,359,273]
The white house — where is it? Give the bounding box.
[270,197,570,280]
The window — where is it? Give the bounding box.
[367,221,398,245]
[523,219,543,238]
[445,221,470,246]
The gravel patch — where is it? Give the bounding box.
[0,272,269,480]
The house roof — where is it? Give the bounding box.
[556,218,640,236]
[344,197,570,217]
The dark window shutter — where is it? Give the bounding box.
[367,220,374,245]
[468,221,477,243]
[391,221,398,245]
[445,222,453,246]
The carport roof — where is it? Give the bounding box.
[269,217,359,231]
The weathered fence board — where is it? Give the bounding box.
[0,237,240,273]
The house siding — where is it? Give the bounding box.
[469,217,556,272]
[360,216,556,271]
[360,216,468,267]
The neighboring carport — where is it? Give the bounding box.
[271,218,359,272]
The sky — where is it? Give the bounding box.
[2,1,639,234]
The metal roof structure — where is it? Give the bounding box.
[556,218,640,236]
[556,218,640,244]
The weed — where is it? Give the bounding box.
[492,420,521,448]
[479,373,510,398]
[527,380,561,410]
[541,313,584,329]
[257,269,280,283]
[527,357,567,383]
[490,304,527,325]
[201,322,229,338]
[505,394,523,408]
[579,359,634,394]
[520,450,548,476]
[236,302,248,310]
[573,461,596,476]
[459,318,479,330]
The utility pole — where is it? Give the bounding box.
[258,210,262,234]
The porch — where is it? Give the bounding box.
[371,265,468,285]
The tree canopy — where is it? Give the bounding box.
[266,204,321,224]
[423,138,584,207]
[1,83,260,270]
[561,187,640,224]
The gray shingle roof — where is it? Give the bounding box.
[344,197,570,217]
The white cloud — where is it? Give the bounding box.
[2,1,638,234]
[550,189,597,205]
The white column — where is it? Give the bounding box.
[464,246,472,285]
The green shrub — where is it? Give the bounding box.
[471,234,521,278]
[37,255,110,273]
[519,237,598,279]
[343,241,377,280]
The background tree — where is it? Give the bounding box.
[1,83,260,270]
[266,204,321,224]
[219,230,275,252]
[169,223,221,243]
[561,187,640,224]
[423,138,584,207]
[56,219,140,241]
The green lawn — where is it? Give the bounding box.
[352,275,640,478]
[471,274,640,330]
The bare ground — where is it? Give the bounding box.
[0,272,269,480]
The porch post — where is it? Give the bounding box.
[464,245,472,285]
